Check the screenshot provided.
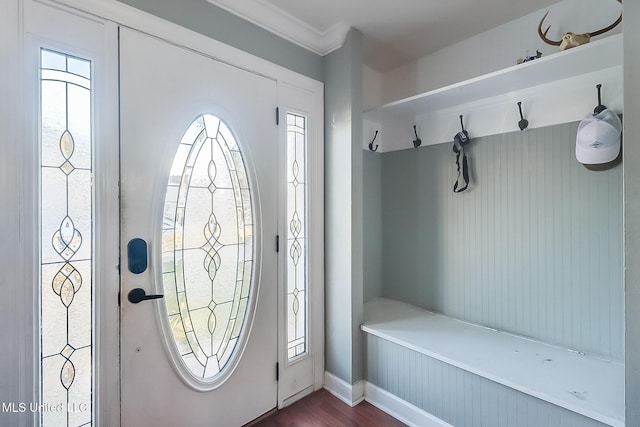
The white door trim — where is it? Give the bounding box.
[9,0,324,423]
[13,0,121,425]
[0,1,36,426]
[45,0,323,92]
[277,82,325,407]
[91,21,121,427]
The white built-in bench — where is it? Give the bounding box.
[361,298,624,427]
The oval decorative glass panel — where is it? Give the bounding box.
[162,114,253,385]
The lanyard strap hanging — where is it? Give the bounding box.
[453,144,469,193]
[453,115,470,193]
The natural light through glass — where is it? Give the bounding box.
[286,112,307,359]
[40,48,93,426]
[162,114,254,382]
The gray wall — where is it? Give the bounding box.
[374,122,624,360]
[363,150,382,302]
[624,0,640,424]
[324,29,365,385]
[365,334,610,427]
[116,0,323,81]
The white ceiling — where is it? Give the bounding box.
[208,0,560,71]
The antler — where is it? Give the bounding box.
[537,0,622,46]
[538,11,561,46]
[590,0,623,37]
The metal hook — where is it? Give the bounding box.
[368,130,379,152]
[517,102,529,130]
[594,84,606,115]
[412,125,422,148]
[455,115,470,145]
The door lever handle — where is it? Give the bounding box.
[128,288,164,304]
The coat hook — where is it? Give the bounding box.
[517,102,529,130]
[594,84,607,114]
[368,130,379,152]
[412,125,422,148]
[455,115,470,144]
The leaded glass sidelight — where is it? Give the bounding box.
[286,113,307,360]
[162,114,253,383]
[40,49,93,426]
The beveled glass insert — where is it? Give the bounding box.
[40,48,93,426]
[286,113,307,359]
[163,114,253,382]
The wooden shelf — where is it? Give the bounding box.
[364,34,622,122]
[362,298,624,427]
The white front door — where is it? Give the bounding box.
[119,28,278,427]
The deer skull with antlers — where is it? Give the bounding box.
[538,0,622,51]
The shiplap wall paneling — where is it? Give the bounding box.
[380,122,623,360]
[364,150,383,302]
[365,335,610,427]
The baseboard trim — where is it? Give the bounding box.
[364,382,453,427]
[323,372,451,427]
[323,371,364,407]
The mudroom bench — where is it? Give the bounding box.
[361,298,624,427]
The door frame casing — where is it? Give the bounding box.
[8,0,324,424]
[0,1,34,425]
[277,83,325,407]
[11,0,121,425]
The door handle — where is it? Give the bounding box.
[128,288,164,304]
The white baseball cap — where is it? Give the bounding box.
[576,109,622,165]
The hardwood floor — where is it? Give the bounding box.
[249,389,407,427]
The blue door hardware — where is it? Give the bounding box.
[127,238,148,274]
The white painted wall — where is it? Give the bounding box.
[378,0,623,104]
[361,0,623,153]
[362,65,383,112]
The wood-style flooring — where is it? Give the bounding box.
[249,389,407,427]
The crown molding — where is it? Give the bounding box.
[206,0,348,56]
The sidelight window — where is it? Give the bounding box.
[40,48,93,426]
[286,113,307,360]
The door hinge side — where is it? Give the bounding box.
[276,107,280,125]
[276,235,280,253]
[276,362,279,381]
[118,291,121,306]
